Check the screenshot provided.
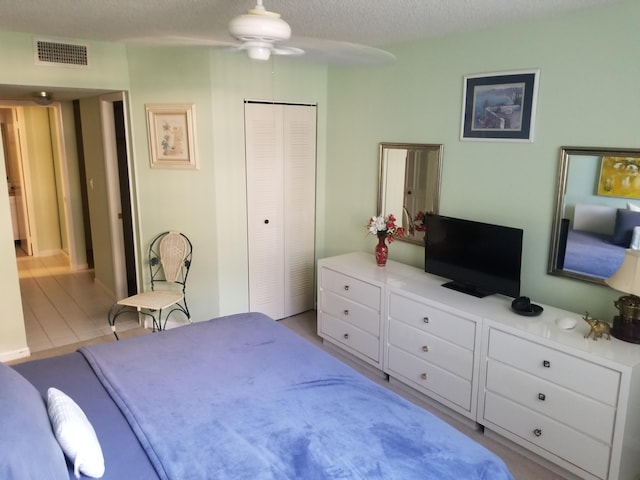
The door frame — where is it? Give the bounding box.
[100,92,139,300]
[1,93,139,299]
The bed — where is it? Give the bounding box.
[3,312,514,480]
[561,203,640,278]
[563,229,626,278]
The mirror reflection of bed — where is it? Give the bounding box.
[550,147,640,284]
[557,203,634,279]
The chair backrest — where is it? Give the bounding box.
[159,232,189,282]
[148,231,192,290]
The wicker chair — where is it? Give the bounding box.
[107,231,192,339]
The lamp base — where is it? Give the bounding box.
[612,315,640,344]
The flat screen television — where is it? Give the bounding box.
[424,213,523,298]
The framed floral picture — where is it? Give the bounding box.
[146,104,197,169]
[460,69,540,142]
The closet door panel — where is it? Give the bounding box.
[283,105,316,317]
[245,103,285,319]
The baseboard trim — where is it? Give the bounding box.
[0,346,31,363]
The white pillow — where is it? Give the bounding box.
[627,202,640,212]
[46,387,105,479]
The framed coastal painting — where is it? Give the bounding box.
[460,69,540,142]
[146,104,198,169]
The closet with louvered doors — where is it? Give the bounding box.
[244,101,317,320]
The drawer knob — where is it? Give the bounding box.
[423,317,429,324]
[344,285,349,291]
[533,428,542,437]
[343,333,349,340]
[343,309,349,316]
[421,373,427,380]
[542,360,551,368]
[422,345,429,353]
[538,393,546,401]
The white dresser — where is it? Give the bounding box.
[317,252,640,480]
[317,256,386,368]
[386,290,481,419]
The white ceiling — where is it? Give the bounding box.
[0,0,624,101]
[0,0,624,48]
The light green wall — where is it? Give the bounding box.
[0,31,129,91]
[324,0,640,318]
[126,46,219,322]
[0,146,26,360]
[208,51,328,315]
[0,33,129,358]
[126,47,327,319]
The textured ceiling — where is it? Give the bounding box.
[0,0,625,47]
[0,0,625,101]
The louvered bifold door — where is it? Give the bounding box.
[245,103,286,319]
[245,102,316,320]
[283,105,316,317]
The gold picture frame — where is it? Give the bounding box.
[146,104,197,169]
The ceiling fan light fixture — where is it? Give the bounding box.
[244,42,272,61]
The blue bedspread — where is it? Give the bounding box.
[563,229,625,279]
[80,313,513,480]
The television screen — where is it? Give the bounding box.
[424,214,523,298]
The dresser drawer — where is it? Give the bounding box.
[388,319,473,380]
[389,293,476,350]
[321,267,381,311]
[320,314,379,361]
[387,345,472,411]
[483,391,611,480]
[488,329,620,406]
[321,291,379,336]
[486,360,615,444]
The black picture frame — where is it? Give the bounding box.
[460,70,540,142]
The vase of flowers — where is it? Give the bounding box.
[366,214,405,266]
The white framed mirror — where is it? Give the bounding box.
[377,142,443,245]
[549,146,640,284]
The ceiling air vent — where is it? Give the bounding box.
[34,39,89,67]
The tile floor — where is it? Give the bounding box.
[16,249,139,353]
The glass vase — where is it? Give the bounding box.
[375,236,388,267]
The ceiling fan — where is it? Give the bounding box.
[125,1,395,65]
[228,0,303,61]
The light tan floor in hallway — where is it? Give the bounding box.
[16,249,139,353]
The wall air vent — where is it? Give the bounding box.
[34,39,89,67]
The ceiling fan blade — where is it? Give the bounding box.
[271,45,304,56]
[122,35,239,48]
[288,38,395,65]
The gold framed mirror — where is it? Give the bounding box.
[377,142,443,245]
[549,146,640,284]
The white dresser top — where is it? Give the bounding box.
[319,252,640,369]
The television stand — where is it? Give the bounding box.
[442,281,493,298]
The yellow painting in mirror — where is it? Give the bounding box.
[597,156,640,199]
